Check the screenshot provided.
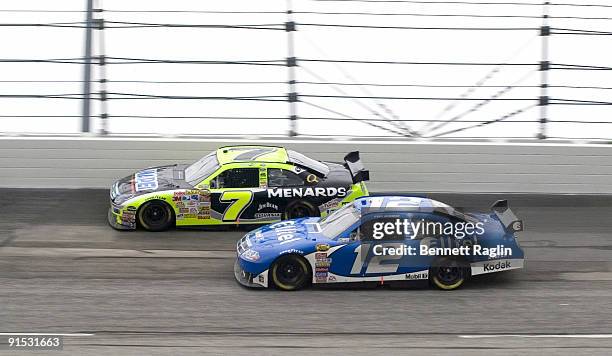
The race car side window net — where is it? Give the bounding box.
[267,168,304,187]
[214,168,260,189]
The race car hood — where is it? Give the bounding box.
[110,164,190,204]
[242,218,322,249]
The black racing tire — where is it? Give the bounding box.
[429,257,469,291]
[270,255,311,291]
[284,200,319,220]
[137,200,175,232]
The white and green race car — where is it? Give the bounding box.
[108,145,369,231]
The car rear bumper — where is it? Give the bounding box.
[470,258,524,276]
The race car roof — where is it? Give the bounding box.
[216,146,288,165]
[354,196,477,222]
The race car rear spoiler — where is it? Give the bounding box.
[490,200,523,233]
[344,151,370,183]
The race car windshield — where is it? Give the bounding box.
[185,152,220,185]
[319,203,361,239]
[287,150,330,176]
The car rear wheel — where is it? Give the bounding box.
[137,200,174,232]
[285,201,318,220]
[430,257,468,291]
[270,255,311,291]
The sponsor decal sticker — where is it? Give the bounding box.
[258,202,278,211]
[483,260,512,272]
[255,202,280,219]
[134,169,158,192]
[121,213,135,223]
[315,252,327,260]
[269,221,301,244]
[315,260,331,268]
[280,249,304,255]
[404,272,428,280]
[267,187,347,199]
[306,174,318,184]
[316,243,330,252]
[254,212,282,219]
[197,214,210,220]
[241,249,260,262]
[318,198,342,214]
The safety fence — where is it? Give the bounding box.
[0,1,611,139]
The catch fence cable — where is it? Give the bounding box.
[421,35,537,132]
[428,103,538,138]
[309,0,543,5]
[301,34,417,135]
[423,69,537,135]
[300,100,409,136]
[298,81,539,88]
[300,65,416,135]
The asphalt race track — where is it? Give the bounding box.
[1,189,611,355]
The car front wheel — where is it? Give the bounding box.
[270,255,311,291]
[137,200,174,232]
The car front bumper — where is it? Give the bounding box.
[107,207,136,230]
[234,259,266,288]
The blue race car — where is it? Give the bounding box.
[234,196,524,291]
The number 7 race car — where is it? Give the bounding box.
[234,196,524,291]
[108,146,370,231]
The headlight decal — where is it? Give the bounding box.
[241,249,260,262]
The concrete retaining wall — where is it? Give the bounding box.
[1,137,611,193]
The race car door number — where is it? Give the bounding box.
[219,190,254,222]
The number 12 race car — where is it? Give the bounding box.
[108,146,369,231]
[234,196,524,291]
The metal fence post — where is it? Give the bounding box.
[538,1,550,140]
[81,0,94,133]
[286,0,298,137]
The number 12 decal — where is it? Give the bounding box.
[220,191,254,222]
[351,243,402,275]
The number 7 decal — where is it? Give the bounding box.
[220,190,254,222]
